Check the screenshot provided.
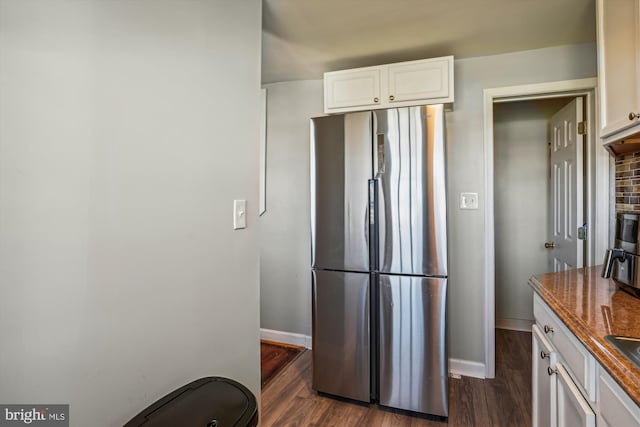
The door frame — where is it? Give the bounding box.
[482,78,608,378]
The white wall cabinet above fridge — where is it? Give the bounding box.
[596,0,640,143]
[323,56,454,114]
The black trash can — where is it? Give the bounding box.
[124,377,258,427]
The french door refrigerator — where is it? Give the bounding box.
[310,105,448,417]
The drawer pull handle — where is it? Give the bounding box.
[389,95,395,101]
[374,97,380,103]
[629,112,640,121]
[543,325,554,334]
[547,366,557,376]
[540,350,549,359]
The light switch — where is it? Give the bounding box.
[234,199,247,229]
[460,192,478,210]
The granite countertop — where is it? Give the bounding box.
[529,265,640,406]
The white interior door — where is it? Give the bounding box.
[548,98,584,272]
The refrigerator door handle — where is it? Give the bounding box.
[368,179,378,270]
[364,203,369,248]
[375,134,385,178]
[368,179,376,226]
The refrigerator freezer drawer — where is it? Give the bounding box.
[312,270,371,402]
[378,275,448,416]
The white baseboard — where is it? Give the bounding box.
[449,358,486,379]
[260,329,486,379]
[260,328,312,349]
[496,318,534,332]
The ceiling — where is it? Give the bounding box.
[261,0,596,84]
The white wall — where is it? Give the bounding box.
[259,43,597,370]
[493,98,572,327]
[0,1,261,426]
[259,80,323,338]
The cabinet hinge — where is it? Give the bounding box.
[578,121,587,135]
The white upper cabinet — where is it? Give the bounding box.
[324,56,454,114]
[596,0,640,140]
[387,57,452,104]
[324,68,382,111]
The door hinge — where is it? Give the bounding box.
[578,224,587,240]
[578,121,587,135]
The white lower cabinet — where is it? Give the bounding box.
[533,296,640,427]
[555,363,595,427]
[532,325,595,427]
[533,324,555,427]
[597,365,640,427]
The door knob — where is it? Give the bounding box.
[374,97,379,103]
[544,242,555,249]
[389,95,395,101]
[629,112,640,121]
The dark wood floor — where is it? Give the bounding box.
[261,329,532,426]
[261,340,304,388]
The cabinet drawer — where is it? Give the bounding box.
[534,295,596,401]
[533,294,556,334]
[598,366,640,427]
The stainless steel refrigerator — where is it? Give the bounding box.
[310,105,448,417]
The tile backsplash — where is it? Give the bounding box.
[616,152,640,212]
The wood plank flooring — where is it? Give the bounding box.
[261,329,532,426]
[261,340,305,388]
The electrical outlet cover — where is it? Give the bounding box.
[460,192,479,210]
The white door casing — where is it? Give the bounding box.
[548,98,584,272]
[483,78,604,380]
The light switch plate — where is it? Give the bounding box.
[460,192,479,210]
[234,199,247,229]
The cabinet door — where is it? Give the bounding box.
[597,366,640,427]
[324,68,381,112]
[387,57,453,104]
[597,0,640,137]
[534,295,596,401]
[556,363,595,427]
[532,325,556,427]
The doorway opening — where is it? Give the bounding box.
[493,96,584,332]
[482,78,610,378]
